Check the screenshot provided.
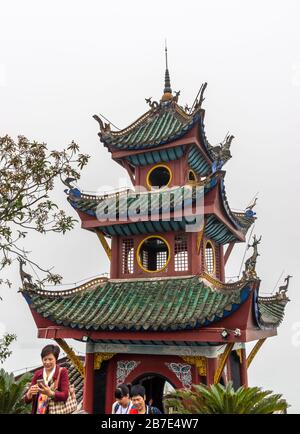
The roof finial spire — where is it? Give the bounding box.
[162,40,172,101]
[165,39,169,70]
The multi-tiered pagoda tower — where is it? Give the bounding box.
[21,55,289,414]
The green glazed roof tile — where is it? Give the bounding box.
[100,105,199,151]
[24,276,252,332]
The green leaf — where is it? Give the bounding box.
[163,382,289,414]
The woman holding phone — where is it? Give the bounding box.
[24,344,70,414]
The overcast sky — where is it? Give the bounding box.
[0,0,299,413]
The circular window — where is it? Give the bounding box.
[146,164,172,190]
[137,235,171,273]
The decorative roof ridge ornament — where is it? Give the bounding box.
[275,274,292,301]
[62,177,81,198]
[200,168,226,186]
[245,197,258,218]
[20,276,109,298]
[161,41,173,102]
[243,234,262,280]
[18,257,33,287]
[191,82,208,113]
[173,90,180,103]
[258,292,290,304]
[17,257,39,293]
[92,114,111,135]
[199,271,252,292]
[145,97,159,110]
[209,133,234,170]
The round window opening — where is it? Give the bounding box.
[137,236,170,272]
[147,165,172,189]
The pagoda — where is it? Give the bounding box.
[20,51,290,414]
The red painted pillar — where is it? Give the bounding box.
[105,358,115,414]
[110,236,119,278]
[193,364,199,385]
[190,233,201,275]
[219,245,225,282]
[206,357,218,385]
[83,353,94,414]
[226,358,232,384]
[240,348,248,387]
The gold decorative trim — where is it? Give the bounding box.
[214,343,234,384]
[187,169,198,185]
[96,230,112,261]
[109,110,152,137]
[204,240,216,276]
[236,349,243,364]
[146,163,172,191]
[181,356,206,376]
[246,338,266,369]
[30,276,108,298]
[174,103,194,121]
[196,226,205,255]
[107,102,193,138]
[54,338,85,378]
[200,272,248,291]
[94,353,115,370]
[79,187,131,201]
[136,235,171,274]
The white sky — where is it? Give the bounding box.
[0,0,299,413]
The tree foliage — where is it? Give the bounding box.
[163,382,289,414]
[0,369,32,414]
[0,334,16,364]
[0,135,89,290]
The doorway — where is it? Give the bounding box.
[132,374,175,413]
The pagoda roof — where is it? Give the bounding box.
[67,175,255,243]
[95,97,234,175]
[256,293,289,329]
[68,183,207,219]
[21,274,283,333]
[97,101,201,151]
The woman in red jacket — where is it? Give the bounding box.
[25,344,69,414]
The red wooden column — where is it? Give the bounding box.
[224,242,235,266]
[239,348,248,387]
[83,352,95,414]
[219,245,225,282]
[206,357,218,385]
[105,358,115,414]
[190,232,201,275]
[110,236,119,278]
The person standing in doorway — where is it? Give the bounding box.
[112,384,133,414]
[129,385,162,414]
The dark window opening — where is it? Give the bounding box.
[93,360,109,414]
[230,351,242,390]
[188,170,197,182]
[132,373,176,414]
[138,236,170,272]
[148,166,171,189]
